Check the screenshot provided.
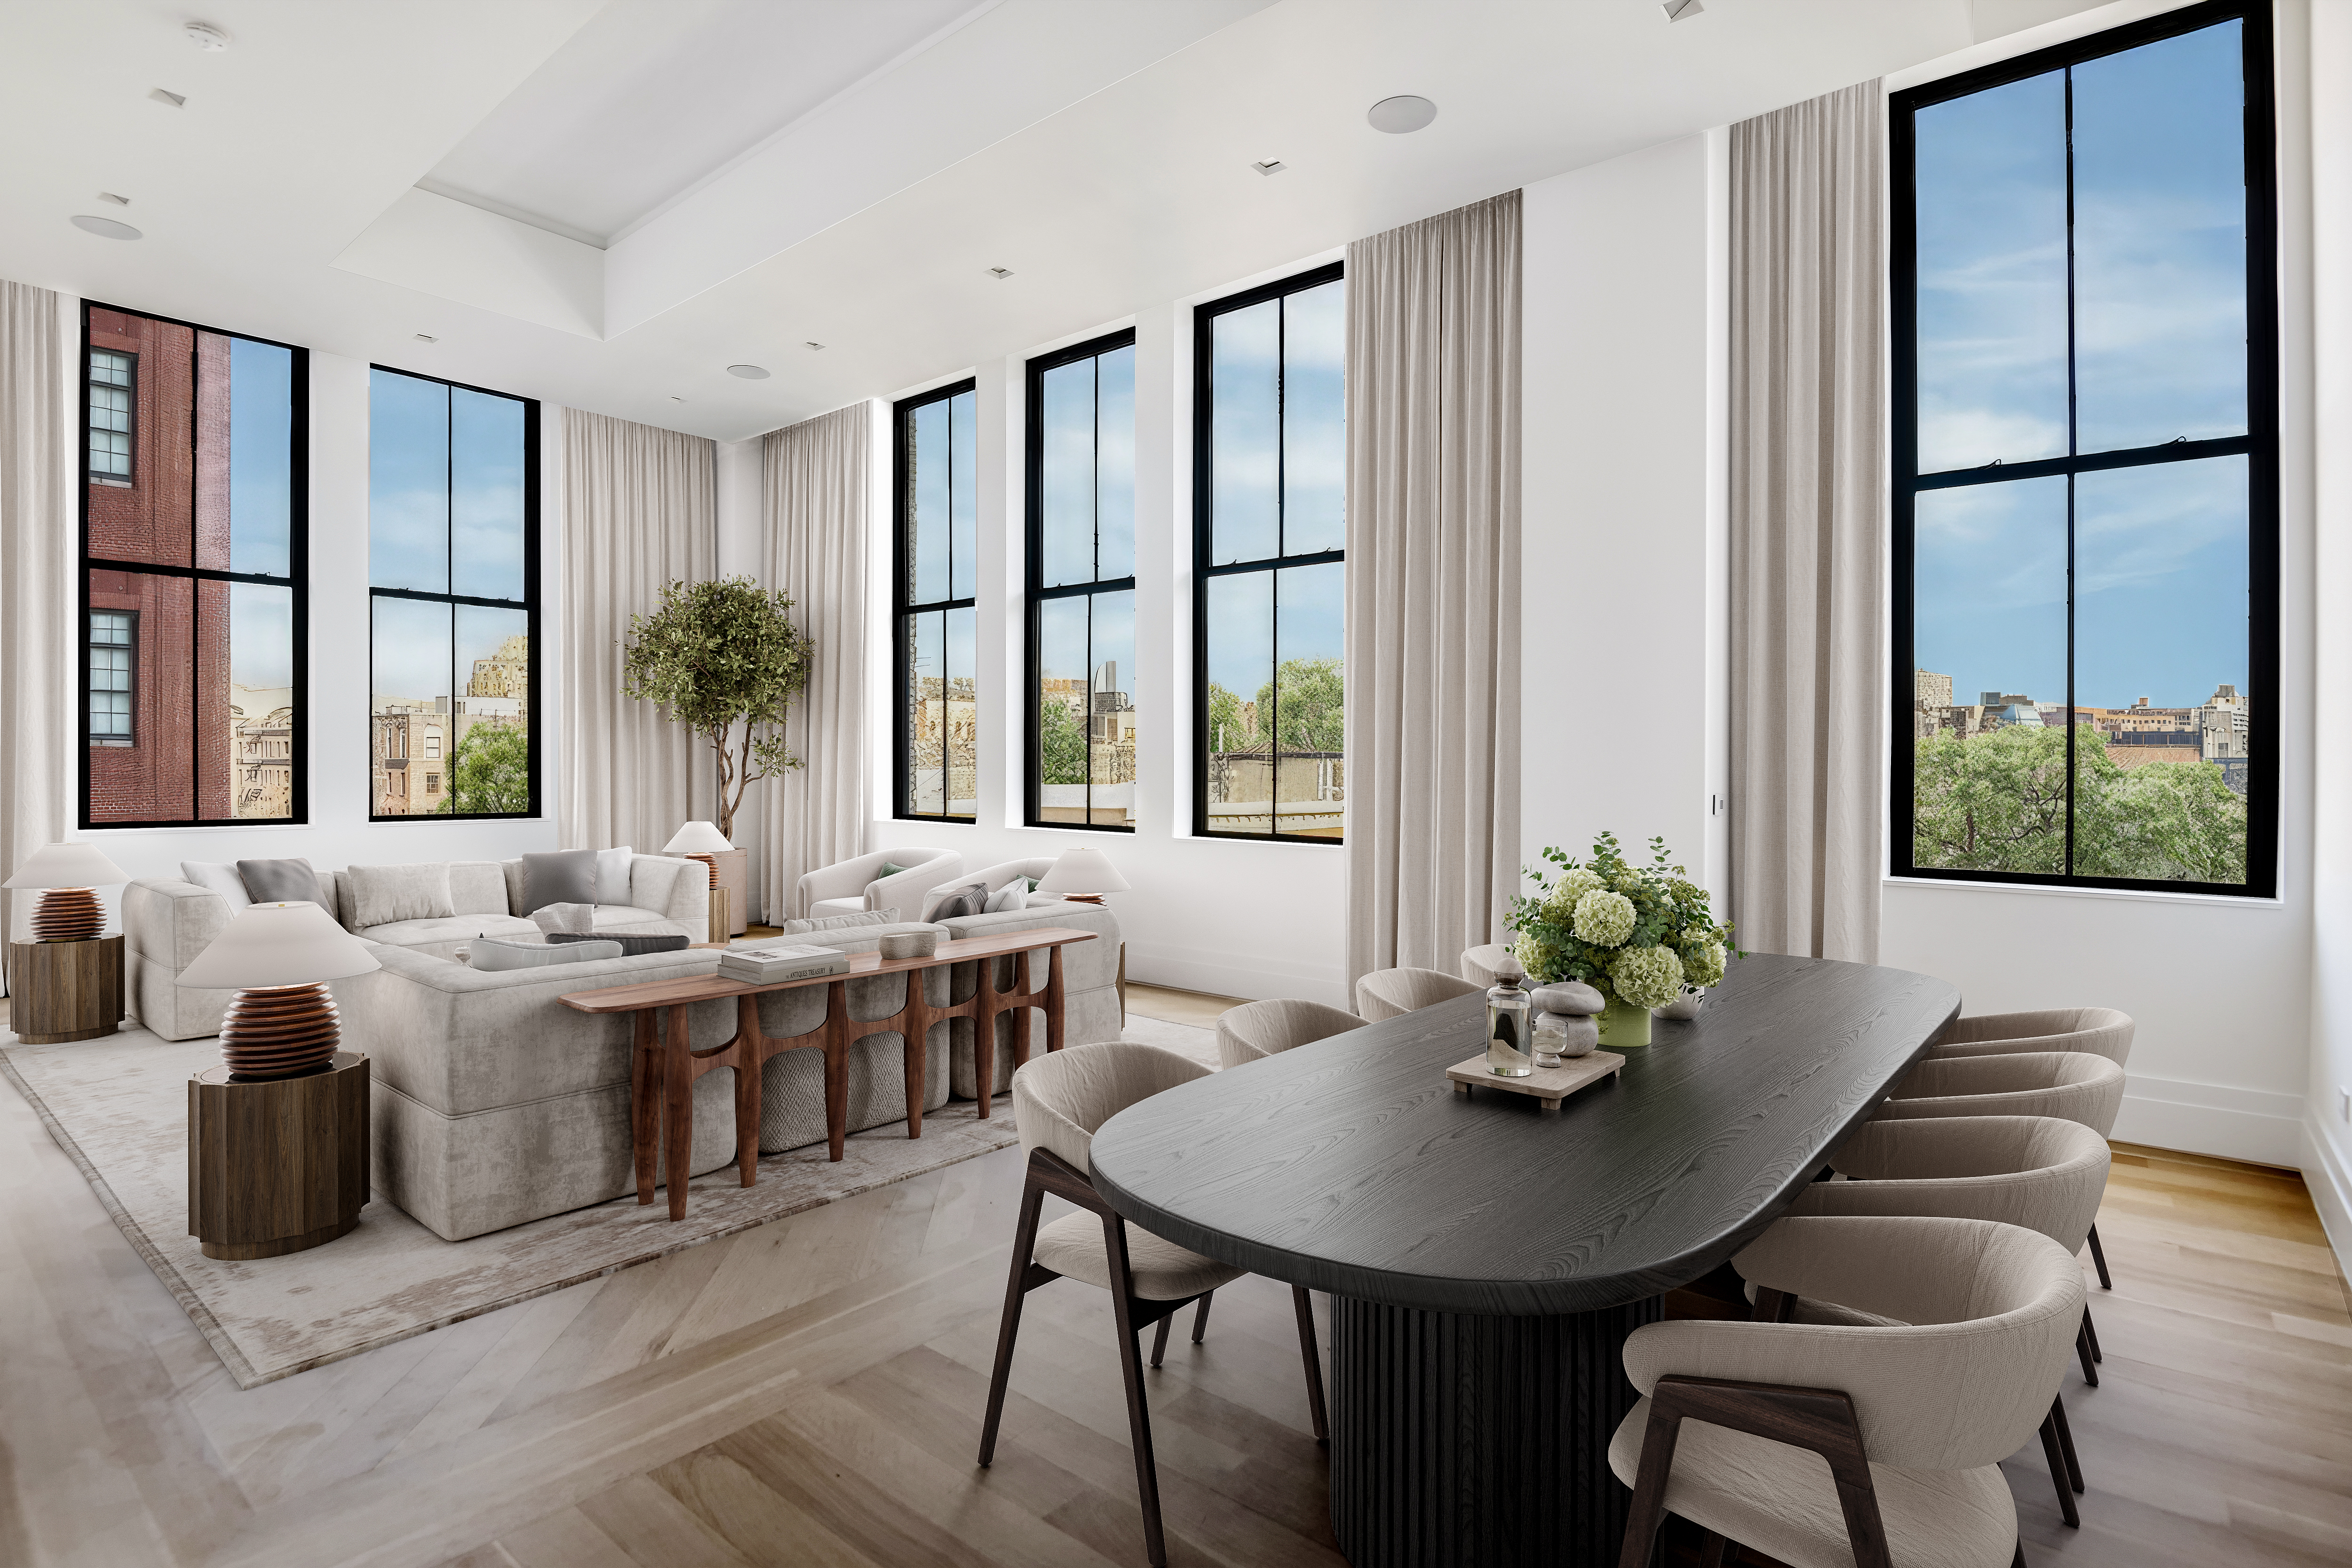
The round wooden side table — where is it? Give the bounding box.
[6,935,125,1043]
[187,1051,370,1260]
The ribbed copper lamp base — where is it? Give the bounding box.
[681,852,720,888]
[31,887,103,942]
[221,982,342,1081]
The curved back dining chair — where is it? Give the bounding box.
[1354,965,1484,1023]
[979,1042,1328,1568]
[1461,943,1515,987]
[1875,1051,2126,1138]
[1214,998,1364,1069]
[1613,1213,2085,1568]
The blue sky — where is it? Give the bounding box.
[1912,20,2250,711]
[226,337,293,689]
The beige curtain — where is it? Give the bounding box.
[756,403,870,922]
[0,281,73,979]
[558,408,717,857]
[1343,191,1523,987]
[1728,81,1886,963]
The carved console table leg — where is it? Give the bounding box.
[732,994,764,1187]
[824,979,851,1162]
[662,1003,693,1221]
[633,1012,660,1205]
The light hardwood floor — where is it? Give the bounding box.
[1,989,2345,1567]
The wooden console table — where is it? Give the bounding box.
[560,927,1097,1221]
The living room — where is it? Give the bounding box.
[3,3,2349,1567]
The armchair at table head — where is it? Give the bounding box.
[1461,943,1516,987]
[1355,965,1484,1023]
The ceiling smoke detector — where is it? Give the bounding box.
[987,266,1014,280]
[1253,159,1286,175]
[726,364,771,380]
[185,21,231,50]
[71,215,142,241]
[1366,95,1437,134]
[1661,0,1704,19]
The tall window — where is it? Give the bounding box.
[80,303,305,826]
[1893,1,2274,895]
[1194,263,1345,841]
[1028,331,1137,829]
[894,379,977,821]
[368,366,538,820]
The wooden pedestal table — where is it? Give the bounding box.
[559,926,1097,1221]
[188,1051,370,1260]
[6,935,124,1043]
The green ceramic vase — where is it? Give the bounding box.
[1596,991,1653,1049]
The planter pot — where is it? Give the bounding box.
[1596,992,1653,1049]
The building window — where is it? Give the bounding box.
[368,366,539,820]
[89,350,134,484]
[1193,262,1346,841]
[81,304,306,827]
[1027,330,1137,830]
[894,379,977,821]
[1893,0,2275,894]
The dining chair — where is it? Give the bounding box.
[1214,998,1365,1068]
[1788,1115,2111,1527]
[1354,965,1484,1023]
[1613,1213,2084,1568]
[1461,943,1515,987]
[978,1042,1328,1568]
[1928,1007,2134,1289]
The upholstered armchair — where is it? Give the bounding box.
[1930,1007,2134,1065]
[1215,999,1364,1068]
[795,847,962,922]
[1355,965,1483,1022]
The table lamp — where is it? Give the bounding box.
[663,820,732,889]
[176,902,382,1080]
[1038,845,1131,905]
[4,842,130,941]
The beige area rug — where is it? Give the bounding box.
[0,1016,1207,1390]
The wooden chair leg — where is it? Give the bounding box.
[2082,1303,2102,1364]
[2050,1393,2084,1493]
[1696,1528,1731,1568]
[977,1179,1048,1466]
[2075,1317,2099,1387]
[2086,1222,2112,1290]
[1191,1290,1214,1344]
[2036,1409,2080,1527]
[2012,1541,2028,1568]
[1104,1216,1168,1568]
[1291,1286,1329,1444]
[1149,1312,1174,1369]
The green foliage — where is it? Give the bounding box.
[1913,725,2246,884]
[1503,832,1738,1006]
[436,723,530,815]
[1040,695,1089,785]
[621,577,814,838]
[1206,682,1248,753]
[1257,658,1345,752]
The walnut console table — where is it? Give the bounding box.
[560,927,1097,1221]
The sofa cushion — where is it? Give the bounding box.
[348,862,457,927]
[810,897,866,920]
[589,905,671,931]
[448,860,509,917]
[470,936,623,971]
[777,909,895,936]
[520,849,597,913]
[549,930,690,956]
[920,880,991,921]
[596,846,634,904]
[179,862,252,910]
[238,857,332,909]
[361,914,542,947]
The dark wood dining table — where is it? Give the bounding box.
[1086,953,1961,1568]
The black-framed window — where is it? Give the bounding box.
[894,379,977,821]
[1892,0,2274,896]
[1193,262,1345,842]
[368,365,539,820]
[80,302,307,827]
[1027,330,1137,830]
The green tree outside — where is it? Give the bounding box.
[1039,695,1089,785]
[437,723,531,815]
[1259,656,1344,753]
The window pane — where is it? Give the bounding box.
[2072,22,2248,454]
[453,605,531,814]
[1909,477,2069,876]
[945,605,975,816]
[1211,300,1280,564]
[226,336,293,577]
[373,596,452,818]
[86,571,194,822]
[1282,281,1346,555]
[1274,563,1345,837]
[1914,71,2070,472]
[951,390,977,602]
[1037,596,1091,824]
[909,399,949,605]
[1039,360,1095,589]
[1087,590,1136,828]
[452,387,527,601]
[1097,345,1136,581]
[228,581,295,818]
[905,608,974,819]
[370,369,449,593]
[1204,571,1275,835]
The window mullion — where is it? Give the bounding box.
[2062,63,2080,878]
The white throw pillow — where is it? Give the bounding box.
[346,862,457,928]
[180,861,252,910]
[982,882,1027,914]
[595,845,634,906]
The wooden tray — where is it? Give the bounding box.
[1447,1049,1625,1111]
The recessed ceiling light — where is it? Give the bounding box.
[149,88,186,109]
[97,191,129,206]
[413,334,437,343]
[1661,0,1704,19]
[1252,159,1286,176]
[1367,95,1437,134]
[70,215,141,241]
[727,364,770,380]
[185,21,231,50]
[987,266,1014,280]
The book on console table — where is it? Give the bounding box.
[717,944,852,985]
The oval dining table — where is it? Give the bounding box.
[1088,952,1962,1568]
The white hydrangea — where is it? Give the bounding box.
[1683,940,1726,990]
[1545,867,1605,918]
[1572,889,1637,947]
[1609,944,1685,1011]
[1512,932,1561,982]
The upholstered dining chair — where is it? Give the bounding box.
[1928,1007,2135,1289]
[1214,998,1365,1068]
[979,1042,1328,1568]
[1355,965,1484,1023]
[1461,943,1515,987]
[1788,1115,2112,1526]
[1613,1214,2085,1568]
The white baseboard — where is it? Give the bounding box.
[2304,1115,2352,1286]
[2110,1074,2304,1167]
[1126,939,1349,1010]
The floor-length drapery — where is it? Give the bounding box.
[756,403,870,922]
[558,408,718,859]
[1728,81,1885,963]
[1343,191,1523,987]
[0,280,73,981]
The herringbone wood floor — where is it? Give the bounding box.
[2,987,2347,1568]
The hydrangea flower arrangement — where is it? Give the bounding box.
[1504,832,1738,1012]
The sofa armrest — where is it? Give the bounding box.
[797,851,896,914]
[866,855,964,922]
[630,855,708,944]
[122,878,238,1040]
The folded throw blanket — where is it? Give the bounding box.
[531,901,597,934]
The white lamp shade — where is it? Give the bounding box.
[1038,845,1132,896]
[5,841,130,889]
[663,820,733,854]
[176,901,383,990]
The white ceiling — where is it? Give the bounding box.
[0,0,2110,445]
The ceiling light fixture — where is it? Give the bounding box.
[987,266,1014,280]
[413,334,437,343]
[185,21,231,50]
[804,342,824,350]
[149,88,186,108]
[726,364,770,380]
[1253,159,1286,175]
[670,396,685,402]
[1367,95,1437,134]
[70,215,142,241]
[97,191,129,206]
[1661,0,1704,19]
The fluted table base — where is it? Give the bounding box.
[1328,1294,1662,1568]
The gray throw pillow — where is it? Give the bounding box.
[520,849,598,914]
[921,880,990,922]
[776,910,895,936]
[469,937,623,971]
[546,930,690,956]
[237,857,331,910]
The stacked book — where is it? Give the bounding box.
[717,944,851,985]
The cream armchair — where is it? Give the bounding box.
[795,847,962,922]
[1930,1007,2134,1065]
[1215,999,1364,1068]
[1356,965,1483,1022]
